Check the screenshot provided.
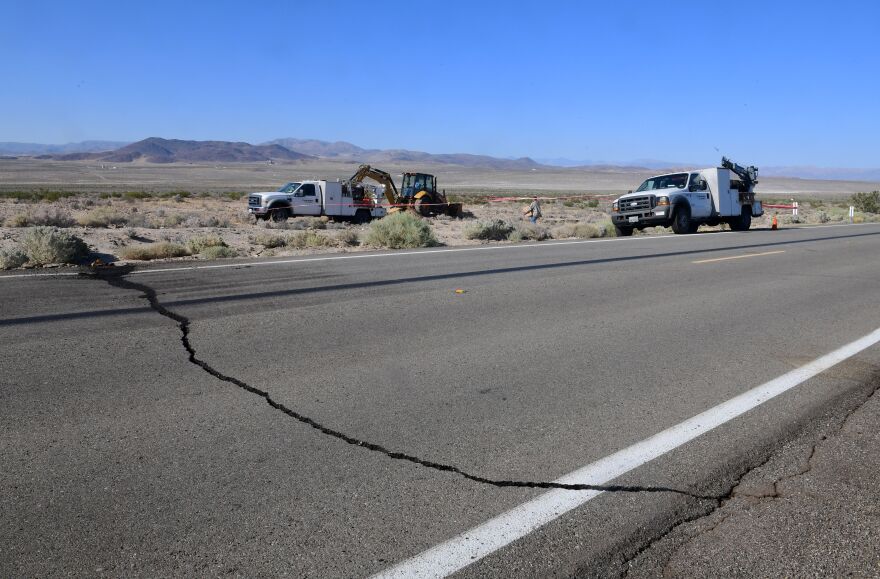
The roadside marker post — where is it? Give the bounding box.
[850,206,855,223]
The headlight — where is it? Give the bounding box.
[656,196,669,206]
[612,200,619,212]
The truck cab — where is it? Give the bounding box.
[611,158,763,236]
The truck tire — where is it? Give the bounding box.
[270,206,290,222]
[730,206,752,231]
[353,209,371,224]
[614,224,633,237]
[671,205,694,234]
[414,196,432,216]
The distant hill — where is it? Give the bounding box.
[0,140,130,155]
[40,137,314,163]
[263,137,541,170]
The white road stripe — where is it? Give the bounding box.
[374,325,880,578]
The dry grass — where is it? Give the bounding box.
[187,234,226,253]
[552,223,602,239]
[200,245,238,259]
[120,242,190,261]
[76,207,128,227]
[4,207,75,227]
[464,220,514,241]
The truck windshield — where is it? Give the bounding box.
[635,173,688,192]
[278,182,301,193]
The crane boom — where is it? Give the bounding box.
[721,157,759,191]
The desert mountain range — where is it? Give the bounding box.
[1,138,879,181]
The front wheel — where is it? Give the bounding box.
[270,207,290,222]
[614,224,634,237]
[671,205,694,234]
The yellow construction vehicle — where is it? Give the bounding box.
[347,164,463,217]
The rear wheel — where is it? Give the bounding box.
[671,205,694,234]
[730,206,752,231]
[353,209,370,224]
[614,224,634,237]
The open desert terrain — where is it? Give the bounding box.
[1,158,878,268]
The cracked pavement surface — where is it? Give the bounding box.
[2,224,880,577]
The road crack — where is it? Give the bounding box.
[621,377,880,578]
[87,269,717,500]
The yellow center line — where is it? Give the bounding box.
[692,250,786,264]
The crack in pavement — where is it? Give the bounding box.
[621,376,880,578]
[87,269,718,500]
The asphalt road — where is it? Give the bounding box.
[3,223,880,577]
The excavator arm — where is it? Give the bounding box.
[347,164,400,206]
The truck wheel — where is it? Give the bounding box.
[729,207,752,231]
[353,209,370,224]
[671,205,693,234]
[614,224,633,237]
[270,207,290,222]
[414,196,431,216]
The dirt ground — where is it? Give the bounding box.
[1,190,876,268]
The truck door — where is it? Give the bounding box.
[687,172,712,218]
[291,183,322,216]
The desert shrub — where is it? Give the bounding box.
[0,190,77,203]
[817,211,830,223]
[3,207,75,227]
[123,191,152,200]
[851,191,880,214]
[464,219,515,241]
[20,227,89,265]
[0,247,28,269]
[334,229,360,247]
[200,245,238,259]
[183,214,230,228]
[552,223,602,239]
[364,211,438,248]
[157,190,192,199]
[219,191,243,201]
[77,207,128,227]
[288,231,335,249]
[187,234,226,253]
[3,214,30,227]
[120,242,190,261]
[286,216,326,230]
[252,232,288,248]
[509,223,551,242]
[600,220,617,237]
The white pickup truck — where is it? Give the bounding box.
[247,180,387,223]
[611,157,763,235]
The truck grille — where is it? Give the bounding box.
[619,196,652,213]
[248,195,261,207]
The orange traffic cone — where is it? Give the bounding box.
[771,215,778,230]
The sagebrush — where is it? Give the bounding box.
[364,212,438,249]
[120,242,190,261]
[20,227,89,265]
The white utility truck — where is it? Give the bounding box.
[247,180,387,223]
[610,157,763,236]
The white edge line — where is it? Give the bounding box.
[0,222,876,281]
[374,326,880,578]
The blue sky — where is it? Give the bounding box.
[2,0,878,166]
